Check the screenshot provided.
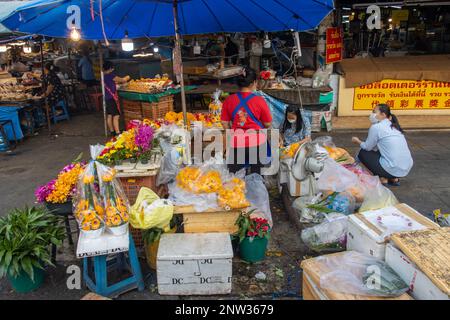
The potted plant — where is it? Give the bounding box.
[35,156,85,215]
[0,207,65,293]
[235,211,271,263]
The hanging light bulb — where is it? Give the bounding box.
[70,27,81,41]
[122,32,134,52]
[153,46,159,53]
[23,44,32,54]
[0,45,7,53]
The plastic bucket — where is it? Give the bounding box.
[145,227,177,269]
[239,236,268,263]
[7,267,45,293]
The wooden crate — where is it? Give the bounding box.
[142,96,174,121]
[184,65,208,75]
[174,205,245,234]
[390,227,450,298]
[300,252,414,300]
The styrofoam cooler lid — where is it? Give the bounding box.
[157,233,233,260]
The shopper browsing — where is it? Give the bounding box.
[280,105,311,147]
[351,104,413,186]
[103,61,130,136]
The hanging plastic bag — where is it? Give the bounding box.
[301,213,348,252]
[208,89,223,116]
[317,251,409,297]
[97,164,130,236]
[130,187,174,230]
[317,158,359,192]
[72,145,106,238]
[244,174,272,227]
[359,177,398,212]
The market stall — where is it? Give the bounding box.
[337,54,450,117]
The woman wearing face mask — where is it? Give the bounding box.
[352,104,413,186]
[280,105,311,147]
[221,67,272,174]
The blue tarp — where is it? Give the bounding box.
[0,107,24,141]
[2,0,334,39]
[0,1,28,34]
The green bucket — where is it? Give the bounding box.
[7,267,45,293]
[239,237,268,263]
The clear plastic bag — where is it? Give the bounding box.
[208,89,223,116]
[72,145,106,236]
[244,174,272,227]
[156,145,182,186]
[317,251,409,297]
[359,176,398,212]
[97,163,130,232]
[317,158,359,192]
[312,136,335,149]
[301,213,348,252]
[326,191,356,215]
[312,69,330,88]
[293,194,326,224]
[168,182,220,212]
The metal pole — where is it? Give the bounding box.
[173,0,188,126]
[40,39,52,134]
[98,42,108,137]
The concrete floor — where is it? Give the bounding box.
[0,112,448,299]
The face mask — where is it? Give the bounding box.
[369,113,379,124]
[288,118,296,124]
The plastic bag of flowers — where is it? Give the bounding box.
[72,145,106,239]
[97,163,130,236]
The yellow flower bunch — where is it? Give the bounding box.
[46,164,84,204]
[79,209,103,231]
[176,167,223,193]
[164,111,178,122]
[105,199,129,228]
[218,178,250,209]
[281,141,302,159]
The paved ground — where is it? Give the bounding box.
[0,112,448,299]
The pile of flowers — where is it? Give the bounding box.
[97,122,155,164]
[164,112,222,128]
[281,141,303,159]
[75,174,105,232]
[35,163,85,204]
[175,167,249,209]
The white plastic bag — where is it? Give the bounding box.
[301,213,347,252]
[317,158,359,192]
[244,173,273,227]
[317,251,409,297]
[359,177,398,212]
[168,182,220,212]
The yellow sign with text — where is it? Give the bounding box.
[353,80,450,110]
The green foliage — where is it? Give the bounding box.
[142,227,164,245]
[0,206,66,281]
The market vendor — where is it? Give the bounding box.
[41,62,66,110]
[280,105,311,147]
[221,67,272,174]
[103,61,130,136]
[352,104,413,186]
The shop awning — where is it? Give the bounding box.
[339,55,450,88]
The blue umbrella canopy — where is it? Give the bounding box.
[2,0,334,40]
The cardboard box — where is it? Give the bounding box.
[347,203,439,260]
[385,243,449,300]
[300,252,413,300]
[157,233,233,295]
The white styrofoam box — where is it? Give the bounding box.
[76,230,129,258]
[385,243,449,300]
[346,204,437,260]
[157,233,233,296]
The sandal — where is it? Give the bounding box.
[388,179,400,186]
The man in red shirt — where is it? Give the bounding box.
[221,67,272,174]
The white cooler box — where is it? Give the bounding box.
[157,233,233,296]
[385,243,449,300]
[347,204,439,260]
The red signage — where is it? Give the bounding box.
[326,27,343,64]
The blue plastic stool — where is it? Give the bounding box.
[83,234,145,298]
[51,100,70,124]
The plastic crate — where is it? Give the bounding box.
[119,174,157,250]
[142,96,174,121]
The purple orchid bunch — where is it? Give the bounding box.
[35,179,56,203]
[135,124,154,156]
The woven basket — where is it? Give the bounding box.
[142,96,174,121]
